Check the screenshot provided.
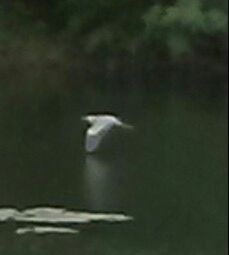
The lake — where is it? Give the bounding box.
[0,68,227,255]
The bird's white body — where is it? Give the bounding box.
[82,114,133,153]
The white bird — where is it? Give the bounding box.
[81,114,133,153]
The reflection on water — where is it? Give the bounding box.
[0,206,133,235]
[16,226,79,235]
[84,156,118,210]
[0,207,132,224]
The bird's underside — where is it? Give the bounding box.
[85,120,115,152]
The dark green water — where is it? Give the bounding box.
[0,72,227,255]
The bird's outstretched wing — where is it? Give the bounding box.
[85,121,114,152]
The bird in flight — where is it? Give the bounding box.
[82,114,134,153]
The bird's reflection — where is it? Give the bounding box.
[84,155,118,211]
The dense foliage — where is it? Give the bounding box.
[0,0,227,60]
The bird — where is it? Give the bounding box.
[81,114,134,153]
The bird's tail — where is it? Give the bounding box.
[121,123,134,129]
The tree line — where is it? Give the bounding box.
[0,0,227,60]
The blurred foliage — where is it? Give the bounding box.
[143,0,227,57]
[0,0,227,60]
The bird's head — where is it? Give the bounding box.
[81,116,89,122]
[81,115,97,125]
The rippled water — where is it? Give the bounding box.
[0,70,227,254]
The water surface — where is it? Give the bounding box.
[0,71,227,255]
